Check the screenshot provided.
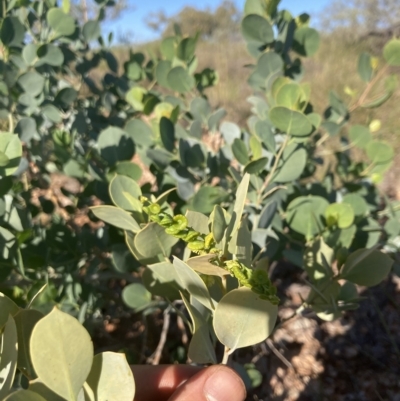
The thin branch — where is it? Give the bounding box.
[266,339,293,369]
[258,136,289,204]
[221,346,231,365]
[147,307,171,365]
[349,65,389,112]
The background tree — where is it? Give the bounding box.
[145,0,240,40]
[318,0,400,40]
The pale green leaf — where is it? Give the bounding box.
[30,308,93,400]
[173,257,214,310]
[213,287,278,351]
[86,352,135,401]
[0,316,18,399]
[91,206,140,233]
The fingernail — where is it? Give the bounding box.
[204,368,246,401]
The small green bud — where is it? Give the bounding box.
[148,203,161,215]
[188,240,205,251]
[160,214,174,226]
[184,230,201,242]
[204,232,215,250]
[173,215,188,230]
[165,225,182,235]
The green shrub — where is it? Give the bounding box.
[0,0,399,393]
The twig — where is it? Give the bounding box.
[266,339,293,369]
[8,113,13,133]
[261,185,287,201]
[221,346,231,365]
[147,307,171,365]
[176,315,188,345]
[258,136,290,204]
[251,342,269,364]
[349,65,389,112]
[315,132,330,148]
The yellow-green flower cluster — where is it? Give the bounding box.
[225,260,280,305]
[141,198,218,254]
[141,198,279,304]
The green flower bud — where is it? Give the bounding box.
[148,203,161,215]
[188,240,205,251]
[173,215,188,230]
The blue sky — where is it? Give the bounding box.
[106,0,331,43]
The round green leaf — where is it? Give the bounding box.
[111,243,139,273]
[232,138,249,165]
[269,106,313,136]
[86,352,135,401]
[177,37,197,61]
[160,36,176,60]
[1,16,25,47]
[14,309,43,379]
[338,281,358,301]
[98,127,135,166]
[383,39,400,66]
[348,125,371,149]
[134,223,178,259]
[22,44,39,65]
[30,307,93,400]
[109,175,142,212]
[366,140,394,165]
[15,117,37,143]
[190,186,229,214]
[112,161,142,181]
[220,122,241,146]
[160,117,175,152]
[275,83,302,110]
[342,193,368,218]
[47,8,76,38]
[241,14,274,45]
[126,86,146,111]
[293,27,320,57]
[142,261,182,299]
[273,145,307,182]
[55,87,78,108]
[36,44,64,66]
[255,120,275,152]
[325,203,354,229]
[42,104,62,123]
[0,133,22,177]
[341,249,393,287]
[167,67,195,93]
[190,97,211,124]
[155,60,172,88]
[18,72,45,97]
[0,316,18,399]
[82,20,100,42]
[122,283,152,311]
[213,287,278,351]
[125,119,155,148]
[286,196,329,238]
[244,157,268,174]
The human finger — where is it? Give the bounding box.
[131,364,202,401]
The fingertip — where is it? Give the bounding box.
[203,365,247,401]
